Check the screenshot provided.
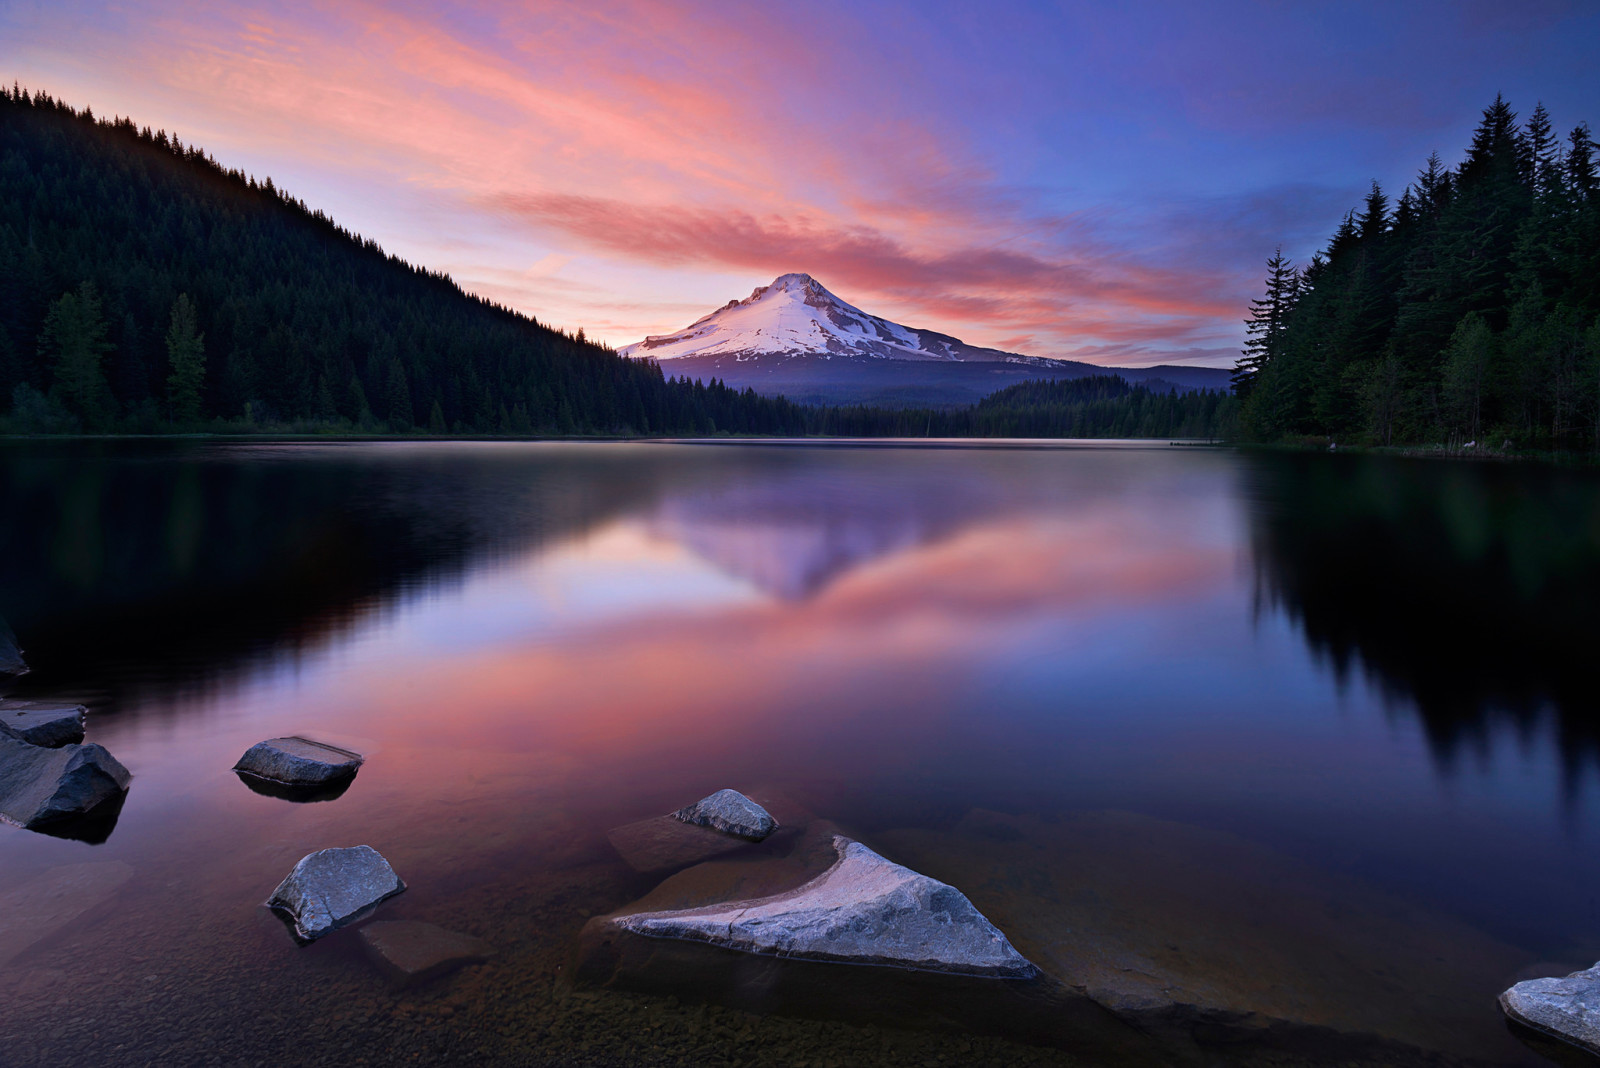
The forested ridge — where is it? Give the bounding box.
[1235,96,1600,451]
[0,86,1227,441]
[810,376,1236,439]
[0,86,814,436]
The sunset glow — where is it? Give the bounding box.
[7,0,1597,365]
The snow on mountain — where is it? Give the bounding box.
[619,273,1056,366]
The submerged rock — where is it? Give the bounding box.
[0,701,88,748]
[359,921,492,987]
[234,737,363,788]
[266,845,406,942]
[607,815,755,874]
[876,809,1533,1062]
[1500,962,1600,1056]
[0,733,131,831]
[576,829,1153,1062]
[609,788,780,873]
[0,860,135,969]
[615,835,1034,978]
[674,788,777,840]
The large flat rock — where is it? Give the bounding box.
[266,845,406,942]
[234,736,363,788]
[0,733,131,831]
[674,788,776,840]
[1500,962,1600,1056]
[615,835,1035,978]
[575,826,1154,1063]
[0,702,87,748]
[359,921,492,987]
[0,861,135,969]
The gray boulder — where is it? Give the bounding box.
[0,733,131,830]
[0,701,87,748]
[266,845,406,942]
[614,835,1036,978]
[234,736,363,786]
[674,788,776,840]
[359,921,492,987]
[1500,962,1600,1055]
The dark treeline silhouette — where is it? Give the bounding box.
[810,375,1236,438]
[1235,96,1600,451]
[0,86,815,436]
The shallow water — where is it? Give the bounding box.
[2,440,1599,1066]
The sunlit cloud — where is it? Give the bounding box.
[6,0,1600,364]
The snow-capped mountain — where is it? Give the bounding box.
[619,273,1232,406]
[619,273,1054,365]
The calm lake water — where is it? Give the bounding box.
[2,440,1599,1067]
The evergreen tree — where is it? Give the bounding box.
[1243,94,1600,451]
[165,293,206,424]
[1233,248,1297,397]
[38,280,112,427]
[385,359,413,431]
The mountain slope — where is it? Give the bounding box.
[0,88,809,435]
[622,274,1230,406]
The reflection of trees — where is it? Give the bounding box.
[1247,452,1600,780]
[0,442,673,708]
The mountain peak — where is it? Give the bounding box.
[620,274,1052,366]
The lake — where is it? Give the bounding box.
[2,439,1598,1066]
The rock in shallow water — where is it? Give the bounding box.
[266,845,406,942]
[0,702,87,748]
[234,736,363,787]
[359,921,491,986]
[615,835,1035,978]
[0,733,131,830]
[674,788,777,840]
[1500,962,1600,1055]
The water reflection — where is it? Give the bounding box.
[1246,452,1600,780]
[0,441,674,704]
[3,441,1600,1065]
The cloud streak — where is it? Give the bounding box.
[7,0,1600,365]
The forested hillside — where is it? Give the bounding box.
[808,376,1236,439]
[0,87,811,435]
[1234,96,1600,450]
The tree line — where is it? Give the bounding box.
[0,85,1227,441]
[1234,95,1600,451]
[808,375,1236,439]
[0,86,818,436]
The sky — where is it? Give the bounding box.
[4,1,1600,367]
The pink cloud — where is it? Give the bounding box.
[8,0,1259,362]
